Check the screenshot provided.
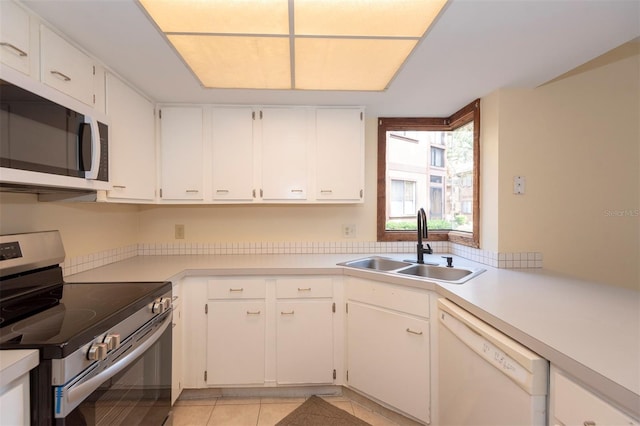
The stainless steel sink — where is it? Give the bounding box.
[396,264,483,284]
[344,257,412,271]
[340,256,485,284]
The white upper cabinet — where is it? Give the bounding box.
[159,107,204,201]
[315,108,364,201]
[211,107,255,201]
[0,1,31,75]
[40,25,95,106]
[260,107,312,201]
[105,73,156,202]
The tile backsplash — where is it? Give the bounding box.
[62,241,542,276]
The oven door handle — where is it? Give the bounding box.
[64,315,170,407]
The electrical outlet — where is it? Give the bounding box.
[342,224,356,238]
[175,224,185,239]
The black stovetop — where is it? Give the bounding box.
[0,280,171,358]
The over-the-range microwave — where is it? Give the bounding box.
[0,71,109,193]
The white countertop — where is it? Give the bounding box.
[0,350,39,388]
[67,252,640,417]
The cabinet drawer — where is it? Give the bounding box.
[346,277,430,318]
[276,277,333,298]
[208,278,265,299]
[552,370,638,425]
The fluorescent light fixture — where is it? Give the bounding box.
[139,0,448,91]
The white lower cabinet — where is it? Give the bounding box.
[346,277,432,424]
[275,277,335,384]
[550,367,638,426]
[206,278,266,386]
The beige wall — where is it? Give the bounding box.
[0,192,139,258]
[489,48,639,289]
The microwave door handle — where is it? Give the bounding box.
[83,117,100,180]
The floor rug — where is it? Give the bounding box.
[276,395,371,426]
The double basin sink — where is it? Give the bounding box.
[340,256,485,284]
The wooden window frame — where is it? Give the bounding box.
[377,99,480,248]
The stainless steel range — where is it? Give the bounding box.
[0,231,172,425]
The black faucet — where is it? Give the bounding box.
[416,207,432,264]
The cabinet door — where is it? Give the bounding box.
[105,74,156,201]
[0,1,30,75]
[551,369,638,426]
[347,302,430,423]
[276,300,334,384]
[316,108,364,201]
[40,26,95,106]
[159,107,204,200]
[171,283,183,405]
[206,301,265,385]
[260,107,310,201]
[211,107,255,201]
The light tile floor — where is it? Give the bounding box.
[171,395,400,426]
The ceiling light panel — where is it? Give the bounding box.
[168,35,291,89]
[138,0,449,91]
[295,38,418,91]
[139,0,290,34]
[294,0,447,37]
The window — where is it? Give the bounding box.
[390,180,416,217]
[430,147,445,167]
[377,99,480,247]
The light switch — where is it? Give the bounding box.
[514,176,525,195]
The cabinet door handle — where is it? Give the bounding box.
[406,328,423,335]
[583,422,596,426]
[229,288,244,292]
[280,310,295,315]
[0,42,27,57]
[50,70,71,82]
[297,287,311,292]
[246,310,261,315]
[112,185,126,189]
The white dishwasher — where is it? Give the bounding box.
[438,298,549,425]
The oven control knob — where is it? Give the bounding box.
[87,343,108,361]
[161,297,171,311]
[104,333,121,350]
[150,297,172,314]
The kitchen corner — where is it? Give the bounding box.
[65,251,640,421]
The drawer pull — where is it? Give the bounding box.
[216,189,229,193]
[281,310,295,315]
[185,189,199,193]
[229,288,244,292]
[320,189,333,193]
[297,287,312,292]
[0,42,27,57]
[406,328,423,335]
[112,185,127,189]
[583,422,596,426]
[290,189,303,193]
[246,310,261,315]
[50,70,71,82]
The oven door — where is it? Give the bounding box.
[54,312,172,426]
